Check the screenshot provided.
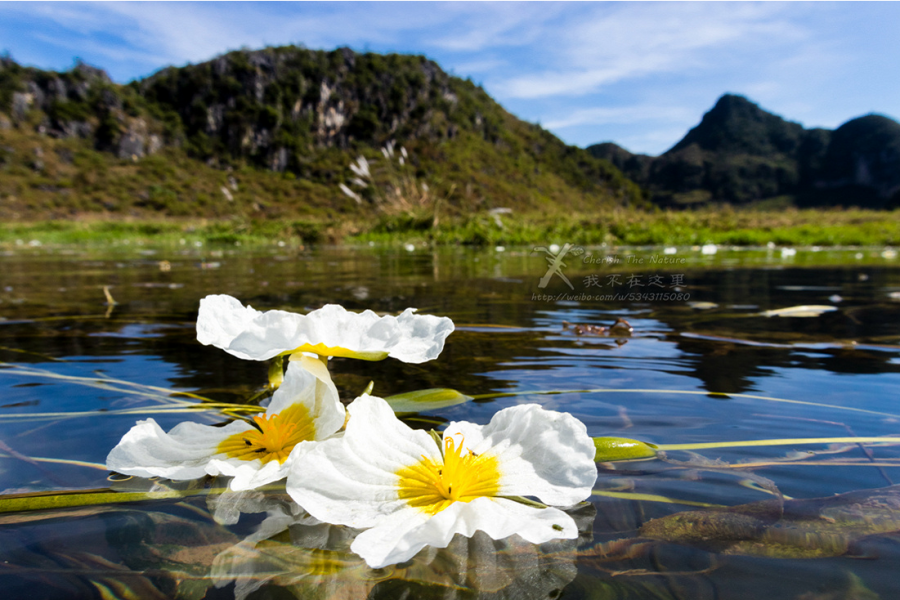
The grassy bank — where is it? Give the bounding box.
[1,207,899,249]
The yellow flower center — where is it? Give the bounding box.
[286,343,390,362]
[397,435,501,515]
[217,403,316,465]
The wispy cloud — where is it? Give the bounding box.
[493,2,807,99]
[426,3,564,52]
[542,105,694,131]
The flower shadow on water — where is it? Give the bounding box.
[208,489,596,600]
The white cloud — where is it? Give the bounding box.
[493,2,808,99]
[426,3,563,52]
[543,104,693,130]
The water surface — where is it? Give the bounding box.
[2,243,900,599]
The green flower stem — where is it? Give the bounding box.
[658,437,900,451]
[0,487,204,514]
[592,435,900,462]
[0,483,285,515]
[0,453,107,470]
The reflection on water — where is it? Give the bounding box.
[2,244,900,598]
[206,489,594,600]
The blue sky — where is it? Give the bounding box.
[2,1,898,156]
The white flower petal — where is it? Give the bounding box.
[106,418,252,480]
[266,356,344,441]
[208,489,270,526]
[196,294,262,353]
[351,497,577,569]
[445,404,597,506]
[207,453,295,492]
[287,394,441,528]
[196,294,454,363]
[108,358,343,490]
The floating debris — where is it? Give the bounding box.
[102,286,117,306]
[761,305,838,318]
[133,282,184,289]
[158,260,171,272]
[687,301,718,310]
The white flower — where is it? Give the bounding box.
[106,356,344,491]
[349,156,370,178]
[338,183,362,204]
[286,395,597,569]
[196,295,454,364]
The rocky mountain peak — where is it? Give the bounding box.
[667,94,805,157]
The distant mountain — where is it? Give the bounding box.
[0,48,641,220]
[589,94,900,209]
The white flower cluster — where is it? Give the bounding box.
[107,295,597,568]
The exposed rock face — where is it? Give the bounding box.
[137,46,466,171]
[588,95,900,209]
[117,118,154,160]
[1,58,166,160]
[11,92,33,121]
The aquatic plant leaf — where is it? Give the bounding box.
[640,484,900,558]
[383,388,473,414]
[593,437,658,462]
[592,489,725,508]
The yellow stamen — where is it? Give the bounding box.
[286,343,389,362]
[217,403,316,465]
[397,435,501,515]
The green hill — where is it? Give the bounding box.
[0,48,641,223]
[589,94,900,209]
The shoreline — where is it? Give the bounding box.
[1,207,899,249]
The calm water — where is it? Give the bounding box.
[2,243,900,599]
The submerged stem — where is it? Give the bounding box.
[659,436,900,451]
[472,388,900,420]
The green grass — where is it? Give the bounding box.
[349,207,900,247]
[2,207,898,249]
